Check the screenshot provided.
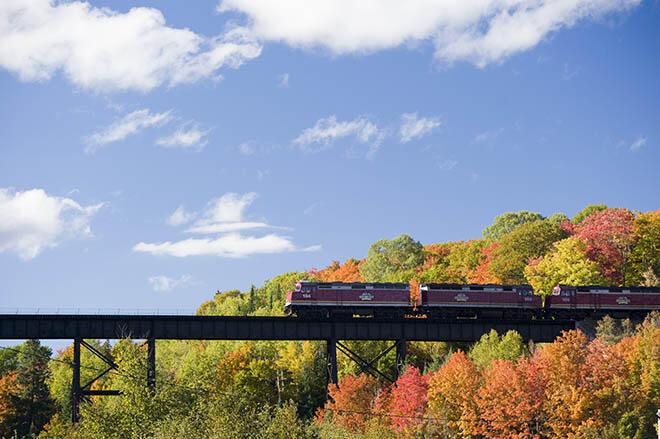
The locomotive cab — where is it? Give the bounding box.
[285,281,319,316]
[547,284,577,318]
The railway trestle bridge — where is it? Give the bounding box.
[0,314,575,423]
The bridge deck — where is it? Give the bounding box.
[0,314,575,342]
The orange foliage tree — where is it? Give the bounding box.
[0,372,17,438]
[467,241,501,284]
[427,351,480,436]
[468,358,546,439]
[319,373,381,433]
[309,259,365,282]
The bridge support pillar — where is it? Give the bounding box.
[72,338,81,424]
[147,338,156,392]
[70,339,121,424]
[395,339,407,379]
[326,338,338,394]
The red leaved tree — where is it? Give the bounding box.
[573,208,636,285]
[388,366,430,435]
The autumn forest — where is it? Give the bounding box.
[1,205,660,438]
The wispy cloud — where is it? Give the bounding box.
[135,234,311,258]
[438,159,458,170]
[561,63,580,80]
[303,202,321,216]
[85,109,172,153]
[134,192,319,258]
[238,142,255,155]
[294,115,387,158]
[629,136,647,152]
[0,188,103,260]
[148,274,192,292]
[399,113,442,143]
[277,72,290,87]
[166,205,196,227]
[184,193,292,234]
[156,123,211,150]
[256,169,268,181]
[474,128,504,144]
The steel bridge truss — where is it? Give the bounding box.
[0,314,575,423]
[70,338,155,423]
[327,339,407,387]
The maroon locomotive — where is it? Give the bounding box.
[285,281,660,320]
[547,284,660,319]
[420,283,543,319]
[285,281,410,319]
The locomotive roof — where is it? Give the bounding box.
[420,283,532,291]
[557,284,660,293]
[298,281,409,289]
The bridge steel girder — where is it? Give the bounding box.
[0,315,575,342]
[2,314,575,419]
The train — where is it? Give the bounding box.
[284,281,660,320]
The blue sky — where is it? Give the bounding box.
[1,0,659,313]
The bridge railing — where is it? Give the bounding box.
[0,308,198,316]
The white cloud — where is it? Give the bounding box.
[399,112,442,143]
[137,192,319,258]
[303,202,321,216]
[169,194,273,232]
[218,0,639,66]
[238,142,255,155]
[203,192,257,223]
[156,123,211,150]
[135,233,302,258]
[437,159,458,170]
[630,136,647,151]
[0,0,262,92]
[85,109,172,153]
[277,72,289,87]
[166,205,196,226]
[0,188,103,260]
[148,274,192,292]
[474,128,504,144]
[562,63,580,80]
[293,115,387,158]
[186,221,273,234]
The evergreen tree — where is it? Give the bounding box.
[248,284,256,314]
[0,340,55,438]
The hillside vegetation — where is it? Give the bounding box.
[1,205,659,438]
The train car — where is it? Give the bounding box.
[420,283,543,319]
[285,281,412,319]
[547,284,660,319]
